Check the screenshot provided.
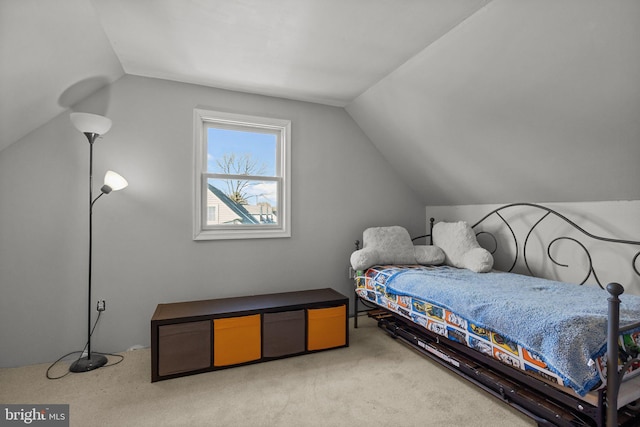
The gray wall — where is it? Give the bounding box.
[0,75,425,367]
[426,201,640,295]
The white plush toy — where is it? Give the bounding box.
[432,221,493,273]
[350,226,445,271]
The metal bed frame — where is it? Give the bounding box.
[353,203,640,427]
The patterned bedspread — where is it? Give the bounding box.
[355,265,640,397]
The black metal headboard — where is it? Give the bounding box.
[413,202,640,289]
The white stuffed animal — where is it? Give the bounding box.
[432,221,493,273]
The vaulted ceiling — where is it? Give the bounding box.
[0,0,489,151]
[347,0,640,204]
[2,0,638,205]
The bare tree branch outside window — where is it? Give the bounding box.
[216,153,267,204]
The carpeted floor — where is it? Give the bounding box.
[0,316,535,426]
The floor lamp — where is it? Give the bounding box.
[69,112,128,373]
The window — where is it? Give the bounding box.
[193,109,291,240]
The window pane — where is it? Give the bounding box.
[206,178,279,226]
[207,127,277,177]
[194,108,290,240]
[206,205,217,225]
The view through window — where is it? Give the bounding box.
[193,109,291,240]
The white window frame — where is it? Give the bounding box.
[193,108,291,240]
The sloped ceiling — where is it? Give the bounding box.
[91,0,490,107]
[0,0,124,152]
[0,0,489,151]
[347,0,640,205]
[1,0,638,205]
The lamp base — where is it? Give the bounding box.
[69,353,108,373]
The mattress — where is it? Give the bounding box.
[355,265,640,397]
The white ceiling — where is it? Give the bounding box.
[0,0,123,152]
[0,0,489,152]
[2,0,638,205]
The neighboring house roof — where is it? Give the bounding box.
[245,204,277,224]
[207,184,259,224]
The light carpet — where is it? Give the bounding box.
[0,316,534,427]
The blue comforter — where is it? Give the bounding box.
[385,267,640,396]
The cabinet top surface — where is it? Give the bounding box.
[151,288,347,322]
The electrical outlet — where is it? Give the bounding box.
[348,266,356,279]
[97,300,106,312]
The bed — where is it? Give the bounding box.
[351,203,640,427]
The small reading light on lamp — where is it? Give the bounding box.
[69,113,128,373]
[102,171,128,193]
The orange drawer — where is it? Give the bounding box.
[213,314,261,366]
[307,305,346,351]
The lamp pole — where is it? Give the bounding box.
[69,132,108,372]
[69,112,126,373]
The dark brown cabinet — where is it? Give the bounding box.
[151,288,349,382]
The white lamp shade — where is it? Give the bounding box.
[70,112,112,135]
[104,171,128,191]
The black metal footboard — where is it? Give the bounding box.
[607,283,640,427]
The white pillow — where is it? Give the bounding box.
[414,245,445,266]
[350,226,415,270]
[432,221,493,273]
[350,226,444,270]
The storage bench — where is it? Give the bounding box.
[150,288,349,382]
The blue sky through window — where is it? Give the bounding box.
[207,128,276,175]
[207,127,278,206]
